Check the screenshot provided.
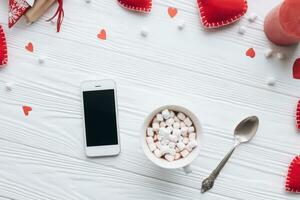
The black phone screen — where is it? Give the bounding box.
[83,89,118,147]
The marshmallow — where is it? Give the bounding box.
[155,141,160,148]
[177,141,185,151]
[169,148,176,156]
[140,27,149,37]
[266,77,276,86]
[173,122,180,129]
[180,149,190,158]
[175,147,180,153]
[160,121,166,127]
[178,136,183,142]
[161,139,170,145]
[264,48,273,58]
[169,142,176,149]
[5,82,14,91]
[277,52,285,60]
[159,127,171,139]
[189,132,196,141]
[181,127,188,137]
[188,126,195,133]
[166,118,175,126]
[168,134,178,143]
[165,154,175,162]
[170,111,175,118]
[186,140,198,152]
[184,117,192,127]
[148,142,157,152]
[172,129,181,137]
[177,20,186,30]
[157,135,162,141]
[248,13,258,22]
[162,109,171,119]
[156,114,163,122]
[154,149,162,158]
[238,26,246,35]
[153,134,158,141]
[146,137,154,144]
[38,56,46,64]
[160,145,169,155]
[177,112,186,121]
[152,122,159,131]
[180,122,186,128]
[183,137,189,145]
[147,128,154,137]
[175,153,181,160]
[173,116,180,122]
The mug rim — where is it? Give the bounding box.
[141,105,202,169]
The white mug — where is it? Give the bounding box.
[141,105,202,173]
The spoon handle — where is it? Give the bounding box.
[201,145,237,193]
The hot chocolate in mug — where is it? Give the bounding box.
[141,105,202,173]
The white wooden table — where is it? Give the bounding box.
[1,0,300,199]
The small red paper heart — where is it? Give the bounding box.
[0,25,8,66]
[197,0,248,28]
[293,58,300,79]
[296,100,300,130]
[286,155,300,193]
[22,105,32,116]
[97,29,106,40]
[246,48,255,58]
[117,0,152,13]
[168,7,177,18]
[25,42,34,52]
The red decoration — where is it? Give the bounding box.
[117,0,152,13]
[46,0,64,32]
[297,100,300,130]
[197,0,248,28]
[22,105,32,116]
[246,48,255,58]
[293,58,300,79]
[168,7,178,18]
[25,42,34,52]
[0,25,8,66]
[97,29,107,40]
[286,155,300,193]
[8,0,30,28]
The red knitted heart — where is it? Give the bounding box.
[197,0,248,28]
[286,155,300,193]
[117,0,152,13]
[0,25,8,66]
[296,100,300,130]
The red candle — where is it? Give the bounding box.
[264,0,300,46]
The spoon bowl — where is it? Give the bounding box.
[234,116,259,144]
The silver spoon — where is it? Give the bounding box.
[201,116,259,193]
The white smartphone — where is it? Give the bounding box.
[81,79,120,157]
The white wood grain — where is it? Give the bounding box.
[0,0,300,199]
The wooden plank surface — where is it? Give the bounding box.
[0,0,300,199]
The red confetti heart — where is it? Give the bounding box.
[297,100,300,130]
[246,48,255,58]
[293,58,300,79]
[197,0,248,28]
[117,0,152,13]
[22,105,32,116]
[286,155,300,193]
[0,25,8,66]
[97,29,106,40]
[168,7,177,18]
[25,42,34,52]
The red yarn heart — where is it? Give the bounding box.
[117,0,152,13]
[197,0,248,28]
[286,155,300,193]
[0,25,8,66]
[296,100,300,130]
